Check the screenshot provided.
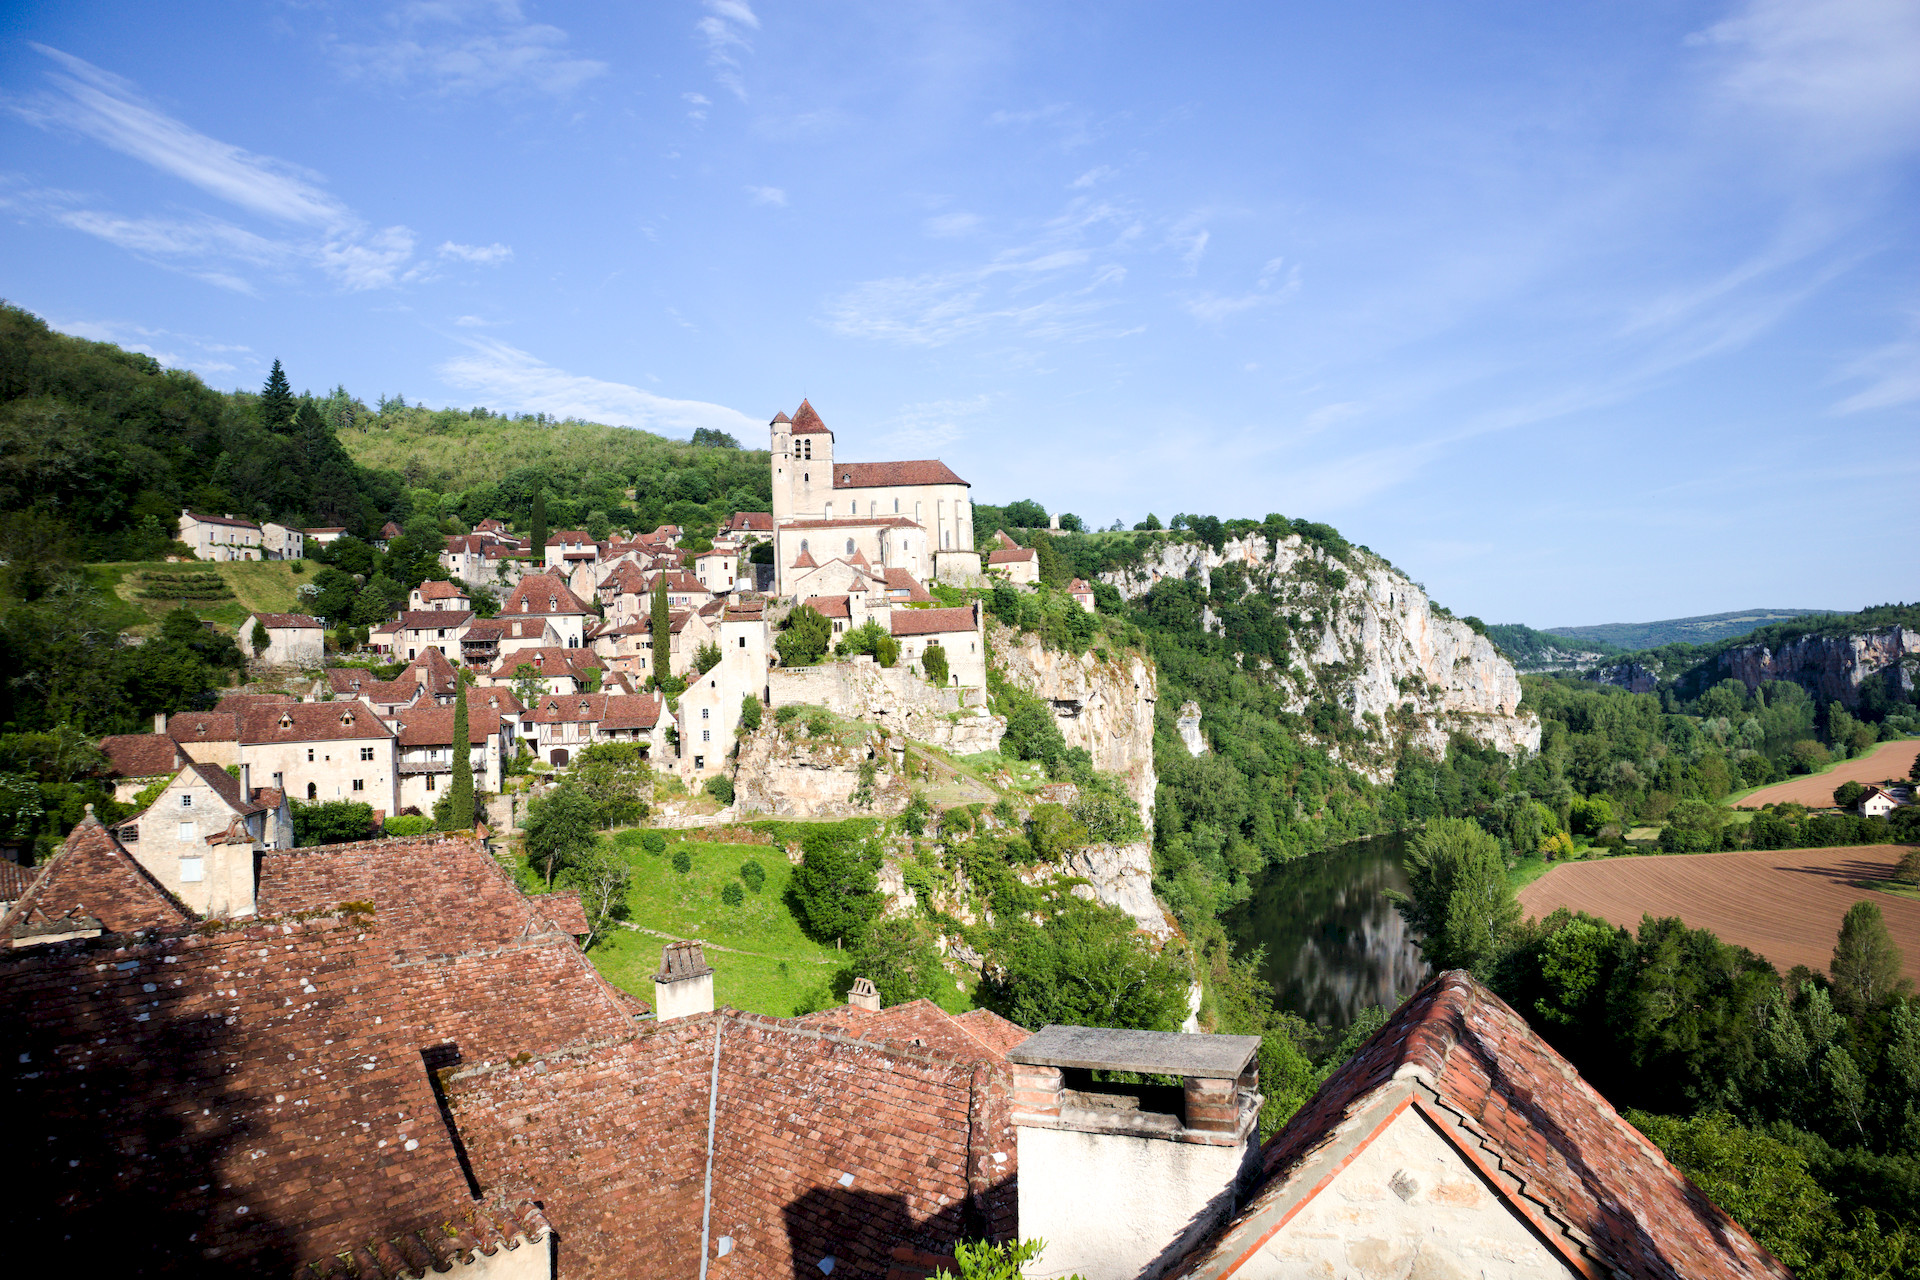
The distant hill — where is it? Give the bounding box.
[1483,622,1621,672]
[1545,609,1834,652]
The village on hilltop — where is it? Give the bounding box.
[1,402,1787,1280]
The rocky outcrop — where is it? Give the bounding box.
[767,661,1006,753]
[730,721,911,819]
[990,624,1159,827]
[1176,701,1206,756]
[1589,662,1663,694]
[1102,534,1539,780]
[1054,841,1174,940]
[1712,626,1915,708]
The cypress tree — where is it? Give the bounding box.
[650,574,671,688]
[530,488,547,557]
[444,676,474,831]
[259,359,295,432]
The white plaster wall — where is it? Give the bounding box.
[1239,1108,1576,1280]
[1018,1127,1252,1280]
[654,972,714,1021]
[126,773,257,917]
[241,737,397,812]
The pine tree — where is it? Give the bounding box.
[443,677,474,832]
[650,574,671,688]
[259,359,295,432]
[530,488,547,557]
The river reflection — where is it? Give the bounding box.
[1222,833,1429,1033]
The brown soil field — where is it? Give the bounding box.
[1519,845,1920,982]
[1736,737,1920,809]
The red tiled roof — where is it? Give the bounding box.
[398,609,474,629]
[952,1007,1033,1057]
[646,570,709,594]
[167,711,238,743]
[792,547,819,569]
[183,759,266,816]
[536,891,591,936]
[250,611,322,629]
[798,998,1026,1064]
[99,733,183,779]
[417,580,467,600]
[185,510,261,530]
[1165,971,1787,1280]
[305,525,348,534]
[782,515,921,531]
[728,511,774,531]
[477,687,526,715]
[789,397,829,434]
[891,606,977,637]
[771,410,792,424]
[1068,578,1092,594]
[239,700,395,744]
[994,530,1019,550]
[0,813,193,942]
[522,692,661,729]
[380,520,403,538]
[501,574,594,616]
[884,568,933,602]
[805,594,852,619]
[545,530,594,547]
[987,546,1037,565]
[0,859,36,901]
[833,460,968,489]
[395,705,504,747]
[487,646,602,679]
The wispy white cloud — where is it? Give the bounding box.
[683,91,711,121]
[9,46,508,294]
[1693,0,1920,163]
[696,0,760,101]
[745,185,786,207]
[49,316,252,379]
[1070,165,1117,189]
[924,212,981,238]
[876,396,994,454]
[439,240,513,264]
[1181,257,1301,324]
[438,338,758,436]
[328,0,607,97]
[1829,311,1920,414]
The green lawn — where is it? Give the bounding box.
[84,559,305,633]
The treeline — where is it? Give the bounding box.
[1396,818,1920,1273]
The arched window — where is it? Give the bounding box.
[800,538,809,553]
[893,498,900,513]
[306,782,317,800]
[846,538,856,556]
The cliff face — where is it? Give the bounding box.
[1712,626,1915,708]
[1102,534,1539,780]
[731,720,911,820]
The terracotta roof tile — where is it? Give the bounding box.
[890,606,977,637]
[417,580,467,600]
[167,711,239,743]
[99,732,183,779]
[185,510,260,529]
[883,568,934,602]
[240,700,395,744]
[500,573,594,617]
[789,398,829,434]
[0,813,193,942]
[833,460,968,488]
[249,612,322,629]
[987,546,1037,565]
[398,609,474,628]
[0,859,36,901]
[395,705,503,747]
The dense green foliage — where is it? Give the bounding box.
[787,823,886,945]
[984,893,1188,1031]
[440,680,474,832]
[1483,621,1619,666]
[291,800,375,846]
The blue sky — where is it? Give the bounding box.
[3,1,1916,627]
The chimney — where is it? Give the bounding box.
[652,940,715,1021]
[848,976,881,1012]
[1007,1026,1262,1280]
[240,762,251,798]
[154,711,167,733]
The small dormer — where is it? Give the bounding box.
[339,709,355,727]
[277,713,294,731]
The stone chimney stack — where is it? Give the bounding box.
[1007,1026,1263,1280]
[652,940,715,1021]
[154,711,167,733]
[848,976,881,1012]
[240,763,251,797]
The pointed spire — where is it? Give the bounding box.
[790,399,829,434]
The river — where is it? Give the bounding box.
[1222,833,1430,1033]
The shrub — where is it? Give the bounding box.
[671,848,693,874]
[720,880,744,907]
[776,604,832,667]
[383,814,434,837]
[923,642,949,687]
[775,703,805,725]
[1833,780,1866,809]
[704,774,735,805]
[900,791,934,836]
[641,831,667,855]
[739,695,762,733]
[740,859,766,892]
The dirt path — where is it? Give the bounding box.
[615,921,838,963]
[1518,845,1920,981]
[1736,738,1920,809]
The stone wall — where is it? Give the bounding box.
[767,660,1006,754]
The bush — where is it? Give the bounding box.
[641,831,667,855]
[900,791,934,837]
[671,848,693,874]
[789,826,884,945]
[739,695,762,733]
[776,604,832,667]
[740,859,766,892]
[923,642,949,687]
[704,774,735,805]
[1834,780,1866,809]
[383,813,434,837]
[849,916,946,1006]
[721,880,745,907]
[292,799,375,847]
[1895,849,1920,885]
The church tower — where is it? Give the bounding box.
[787,398,834,520]
[769,409,794,523]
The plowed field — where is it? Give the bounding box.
[1519,846,1920,981]
[1737,738,1920,809]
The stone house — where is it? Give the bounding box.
[375,519,402,549]
[725,510,774,543]
[177,509,263,560]
[692,547,740,594]
[367,619,400,654]
[647,568,714,612]
[304,525,347,547]
[544,529,599,570]
[108,761,289,917]
[98,725,188,802]
[462,614,562,669]
[398,608,473,662]
[319,648,460,714]
[1069,577,1096,612]
[485,645,606,697]
[1,814,1783,1280]
[410,580,471,611]
[237,700,397,811]
[237,612,325,666]
[499,573,597,649]
[393,704,514,812]
[260,521,305,560]
[891,603,988,690]
[590,609,717,687]
[986,530,1039,584]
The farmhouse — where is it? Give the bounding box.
[177,509,263,560]
[238,611,324,666]
[1859,786,1901,818]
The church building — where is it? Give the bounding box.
[769,400,977,596]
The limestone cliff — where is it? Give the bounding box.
[730,718,911,820]
[1708,625,1914,708]
[1102,533,1539,780]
